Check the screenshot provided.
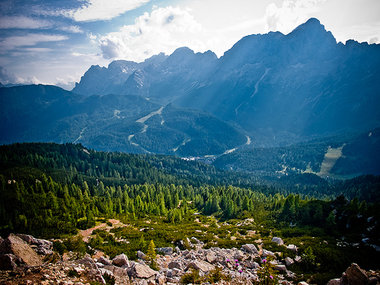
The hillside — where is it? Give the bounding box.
[0,85,246,156]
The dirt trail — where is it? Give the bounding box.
[79,219,125,242]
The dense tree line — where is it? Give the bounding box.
[0,142,379,244]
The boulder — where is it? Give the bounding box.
[287,244,298,252]
[129,263,158,279]
[341,263,368,285]
[168,261,182,270]
[327,278,341,285]
[271,237,284,245]
[156,247,173,255]
[78,256,98,270]
[206,251,217,263]
[112,253,129,267]
[103,265,129,280]
[262,249,275,257]
[98,256,112,266]
[187,260,215,273]
[0,233,42,266]
[285,257,294,267]
[0,253,21,270]
[298,282,309,285]
[99,268,114,278]
[190,237,201,244]
[137,250,146,259]
[241,244,259,254]
[274,264,287,272]
[16,234,53,255]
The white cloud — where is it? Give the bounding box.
[265,0,327,34]
[0,16,51,29]
[63,0,150,22]
[0,66,43,85]
[58,25,84,34]
[99,6,205,61]
[0,33,68,51]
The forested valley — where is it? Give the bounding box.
[0,143,379,284]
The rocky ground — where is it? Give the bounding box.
[0,233,379,285]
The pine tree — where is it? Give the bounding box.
[146,240,157,269]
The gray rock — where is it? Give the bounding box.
[190,237,201,244]
[112,253,129,267]
[287,244,298,252]
[137,250,146,259]
[298,282,309,285]
[103,265,129,279]
[99,268,113,277]
[16,234,53,255]
[168,261,182,270]
[262,249,275,257]
[78,256,98,270]
[206,251,217,263]
[156,247,173,255]
[98,256,112,266]
[274,264,287,272]
[294,256,302,262]
[271,237,284,245]
[128,263,158,279]
[187,260,215,273]
[327,278,341,285]
[285,257,294,267]
[241,244,258,254]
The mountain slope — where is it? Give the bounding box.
[213,128,380,178]
[0,85,246,156]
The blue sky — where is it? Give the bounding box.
[0,0,379,89]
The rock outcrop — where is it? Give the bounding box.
[0,234,42,267]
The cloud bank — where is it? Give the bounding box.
[99,6,204,61]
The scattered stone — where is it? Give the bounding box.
[129,263,158,279]
[271,237,284,245]
[168,261,182,270]
[287,244,298,252]
[187,260,215,273]
[77,256,98,270]
[156,247,173,256]
[137,250,146,259]
[206,251,217,263]
[275,264,287,272]
[285,257,294,267]
[241,244,259,254]
[262,249,275,257]
[298,282,309,285]
[112,253,129,267]
[97,256,112,266]
[327,278,341,285]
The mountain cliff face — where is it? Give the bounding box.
[73,18,380,143]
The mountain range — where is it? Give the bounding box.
[1,18,379,178]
